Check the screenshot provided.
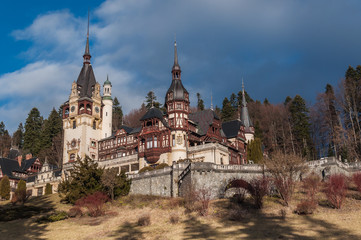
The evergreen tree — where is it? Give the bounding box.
[237,90,254,106]
[0,122,11,157]
[45,183,52,195]
[247,138,263,163]
[221,97,234,122]
[230,93,238,109]
[112,97,123,131]
[12,123,24,149]
[23,108,43,155]
[145,91,161,109]
[41,108,62,149]
[0,175,10,200]
[289,95,313,157]
[58,156,104,204]
[196,93,205,111]
[284,96,292,106]
[14,179,27,205]
[263,98,270,105]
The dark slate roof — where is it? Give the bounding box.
[140,108,169,127]
[76,64,97,98]
[27,175,36,183]
[140,108,164,121]
[22,158,38,171]
[222,120,244,139]
[8,149,20,160]
[189,109,219,136]
[130,126,142,134]
[120,125,134,134]
[54,169,62,177]
[0,158,25,180]
[165,79,188,102]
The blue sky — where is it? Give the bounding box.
[1,0,361,133]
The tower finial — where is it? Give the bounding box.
[210,90,214,111]
[83,10,91,64]
[174,39,179,67]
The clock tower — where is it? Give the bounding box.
[61,23,111,168]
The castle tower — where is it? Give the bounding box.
[241,80,255,142]
[102,76,113,138]
[62,18,103,166]
[165,41,190,162]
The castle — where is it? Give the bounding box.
[60,30,254,176]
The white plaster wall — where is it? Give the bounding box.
[102,99,113,139]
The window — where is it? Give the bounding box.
[73,121,76,129]
[177,103,181,109]
[70,153,75,162]
[154,137,157,148]
[172,135,175,147]
[106,112,108,116]
[147,137,153,149]
[91,141,96,147]
[93,121,96,130]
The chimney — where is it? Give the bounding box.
[17,155,23,167]
[26,153,32,160]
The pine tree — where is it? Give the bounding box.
[196,93,205,111]
[0,175,10,200]
[23,108,43,155]
[112,97,123,131]
[12,123,24,149]
[145,91,161,109]
[221,97,234,122]
[0,122,11,157]
[58,156,104,204]
[41,108,62,149]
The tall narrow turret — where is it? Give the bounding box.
[241,79,254,142]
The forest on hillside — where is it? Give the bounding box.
[1,65,360,164]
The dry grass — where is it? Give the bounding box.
[1,190,361,239]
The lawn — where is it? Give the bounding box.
[1,188,361,240]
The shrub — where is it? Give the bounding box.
[45,183,52,195]
[137,213,151,226]
[138,166,154,173]
[230,189,247,204]
[169,211,180,224]
[155,163,169,170]
[0,175,10,200]
[295,200,317,215]
[325,174,347,209]
[68,206,83,218]
[263,152,308,206]
[76,191,109,217]
[352,172,361,192]
[184,186,211,216]
[249,176,269,209]
[12,180,27,205]
[48,211,68,222]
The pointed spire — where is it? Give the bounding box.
[242,77,246,107]
[241,78,253,129]
[172,38,180,72]
[83,10,91,64]
[210,91,214,111]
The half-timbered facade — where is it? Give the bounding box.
[96,41,254,173]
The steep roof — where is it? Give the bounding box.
[189,109,220,136]
[0,158,25,180]
[140,108,169,127]
[222,119,244,139]
[120,125,134,134]
[76,64,97,98]
[165,79,189,101]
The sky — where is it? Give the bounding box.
[1,0,361,133]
